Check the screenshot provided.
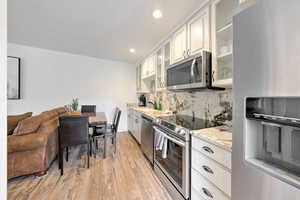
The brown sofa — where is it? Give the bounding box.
[7,107,67,179]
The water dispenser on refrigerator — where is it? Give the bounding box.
[245,97,300,189]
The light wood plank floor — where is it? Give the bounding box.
[8,132,173,200]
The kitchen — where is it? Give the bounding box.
[3,0,300,199]
[127,0,241,199]
[127,0,300,200]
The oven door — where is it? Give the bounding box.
[167,53,206,90]
[153,126,189,198]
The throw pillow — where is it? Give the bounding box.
[7,112,33,135]
[13,115,43,136]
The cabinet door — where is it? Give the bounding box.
[187,7,210,56]
[171,26,187,64]
[156,48,164,91]
[141,60,147,79]
[212,0,239,88]
[136,114,142,144]
[128,110,133,133]
[136,65,141,92]
[148,54,155,76]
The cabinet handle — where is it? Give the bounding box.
[202,165,214,174]
[202,188,214,198]
[183,50,186,58]
[202,146,214,154]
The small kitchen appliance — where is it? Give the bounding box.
[166,51,224,90]
[138,94,146,107]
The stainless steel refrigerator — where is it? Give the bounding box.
[233,0,300,199]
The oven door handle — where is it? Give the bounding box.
[153,126,185,147]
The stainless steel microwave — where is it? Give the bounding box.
[166,51,215,90]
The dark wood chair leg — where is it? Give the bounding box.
[66,147,69,162]
[60,148,64,176]
[58,148,61,170]
[104,123,107,158]
[89,138,92,156]
[104,135,107,158]
[93,138,96,158]
[114,135,117,154]
[87,144,90,169]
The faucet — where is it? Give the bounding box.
[148,100,156,109]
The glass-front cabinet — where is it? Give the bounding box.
[156,41,170,91]
[156,48,164,91]
[136,64,141,92]
[212,0,239,88]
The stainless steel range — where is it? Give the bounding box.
[153,115,216,200]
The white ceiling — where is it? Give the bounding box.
[8,0,205,63]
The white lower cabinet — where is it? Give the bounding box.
[192,136,232,200]
[191,186,205,200]
[133,112,141,144]
[192,169,230,200]
[128,109,141,144]
[192,149,231,196]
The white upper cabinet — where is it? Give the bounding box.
[187,7,210,56]
[156,40,171,91]
[171,26,187,64]
[171,6,210,65]
[141,54,156,80]
[212,0,240,88]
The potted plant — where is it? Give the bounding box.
[69,98,80,115]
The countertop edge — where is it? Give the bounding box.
[191,130,232,152]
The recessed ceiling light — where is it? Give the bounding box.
[129,48,135,53]
[152,9,163,19]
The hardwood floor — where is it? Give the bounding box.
[8,132,173,200]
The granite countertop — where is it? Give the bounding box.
[191,126,233,151]
[127,104,172,118]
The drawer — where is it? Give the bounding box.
[192,169,230,200]
[192,136,231,169]
[191,187,205,200]
[192,149,231,196]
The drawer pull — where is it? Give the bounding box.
[202,165,214,174]
[202,146,214,154]
[202,187,214,198]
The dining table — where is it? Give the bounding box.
[63,111,108,157]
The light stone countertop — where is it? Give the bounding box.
[191,126,233,151]
[127,104,232,151]
[127,104,172,118]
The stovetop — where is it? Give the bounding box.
[158,114,216,130]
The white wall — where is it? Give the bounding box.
[0,0,7,198]
[7,44,136,132]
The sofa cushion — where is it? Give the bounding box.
[7,112,33,135]
[13,115,43,136]
[40,110,58,122]
[54,107,67,115]
[37,117,59,134]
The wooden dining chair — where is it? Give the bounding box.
[58,115,90,175]
[81,105,96,113]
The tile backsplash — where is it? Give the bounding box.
[147,89,232,125]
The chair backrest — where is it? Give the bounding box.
[58,115,89,148]
[113,110,122,133]
[81,105,96,113]
[112,107,119,125]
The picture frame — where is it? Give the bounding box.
[7,56,21,99]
